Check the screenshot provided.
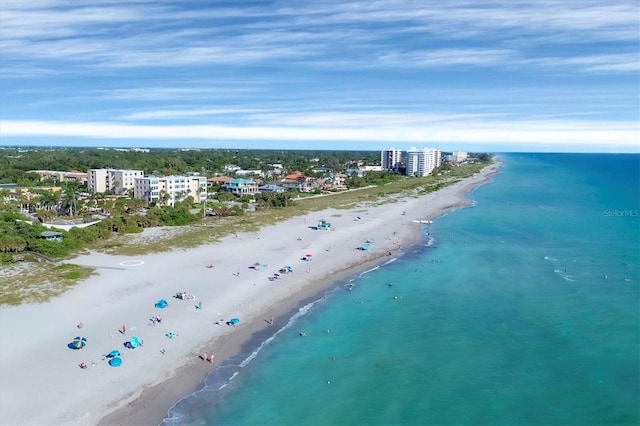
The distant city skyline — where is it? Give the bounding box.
[1,1,638,153]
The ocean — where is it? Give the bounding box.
[163,153,639,426]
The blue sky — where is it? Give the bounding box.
[1,0,638,153]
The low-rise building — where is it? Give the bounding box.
[258,183,285,193]
[27,170,88,185]
[223,178,259,196]
[134,175,207,206]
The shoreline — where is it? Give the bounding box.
[0,163,500,426]
[98,164,500,426]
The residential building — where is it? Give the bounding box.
[87,168,143,194]
[381,148,403,171]
[258,183,285,193]
[279,173,315,192]
[448,151,468,163]
[27,170,88,185]
[134,175,207,206]
[406,147,442,177]
[223,178,259,196]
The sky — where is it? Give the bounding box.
[0,0,638,153]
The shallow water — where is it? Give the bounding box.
[164,153,639,426]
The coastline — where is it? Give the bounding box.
[0,163,500,426]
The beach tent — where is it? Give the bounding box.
[67,336,87,350]
[155,299,168,309]
[165,331,176,339]
[106,350,121,358]
[108,357,122,367]
[317,219,331,230]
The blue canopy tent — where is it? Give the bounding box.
[155,299,168,309]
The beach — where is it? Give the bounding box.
[0,164,499,426]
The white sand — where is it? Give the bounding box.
[0,165,498,425]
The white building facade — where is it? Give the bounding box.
[381,148,403,172]
[87,168,144,194]
[134,175,207,206]
[406,147,442,177]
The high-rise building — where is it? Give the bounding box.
[406,147,442,176]
[381,148,403,172]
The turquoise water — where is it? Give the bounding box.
[164,154,639,426]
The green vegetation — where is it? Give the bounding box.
[0,148,492,305]
[0,263,95,306]
[0,147,384,186]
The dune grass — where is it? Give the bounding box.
[0,263,96,306]
[0,163,488,305]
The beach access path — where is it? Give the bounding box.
[0,164,499,426]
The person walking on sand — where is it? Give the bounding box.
[209,354,216,363]
[121,324,126,334]
[269,316,274,326]
[197,301,202,310]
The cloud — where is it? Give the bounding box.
[1,1,637,72]
[2,119,637,150]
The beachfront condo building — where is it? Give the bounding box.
[87,168,144,195]
[381,148,403,172]
[134,175,207,206]
[406,147,442,177]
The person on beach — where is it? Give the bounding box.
[77,322,83,329]
[269,316,274,326]
[121,324,126,334]
[209,354,215,363]
[203,352,208,361]
[197,301,202,310]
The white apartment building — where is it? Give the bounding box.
[381,148,403,172]
[134,175,207,206]
[406,147,442,177]
[87,168,144,194]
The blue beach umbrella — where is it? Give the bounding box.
[155,299,168,309]
[67,336,87,350]
[106,350,121,358]
[108,357,122,367]
[230,318,240,325]
[129,337,140,348]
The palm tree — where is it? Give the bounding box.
[159,190,170,206]
[61,185,79,217]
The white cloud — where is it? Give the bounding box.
[2,119,637,151]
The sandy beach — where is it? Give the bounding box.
[0,164,499,426]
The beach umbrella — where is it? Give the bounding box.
[129,337,140,348]
[106,350,121,358]
[67,336,87,350]
[108,357,122,367]
[155,299,168,309]
[230,318,240,325]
